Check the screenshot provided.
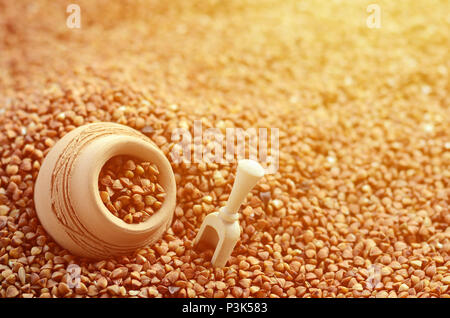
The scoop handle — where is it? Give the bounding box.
[225,160,265,215]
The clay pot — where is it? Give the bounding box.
[34,122,176,259]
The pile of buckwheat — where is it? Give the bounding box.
[0,0,449,298]
[99,156,166,224]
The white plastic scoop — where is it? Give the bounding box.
[194,159,265,267]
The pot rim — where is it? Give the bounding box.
[89,135,176,235]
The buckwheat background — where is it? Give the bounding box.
[0,0,449,298]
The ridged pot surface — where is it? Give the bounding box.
[34,122,176,259]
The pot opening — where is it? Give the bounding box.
[98,155,166,225]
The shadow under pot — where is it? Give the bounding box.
[34,122,176,259]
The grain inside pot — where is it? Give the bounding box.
[98,155,166,224]
[0,1,449,298]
